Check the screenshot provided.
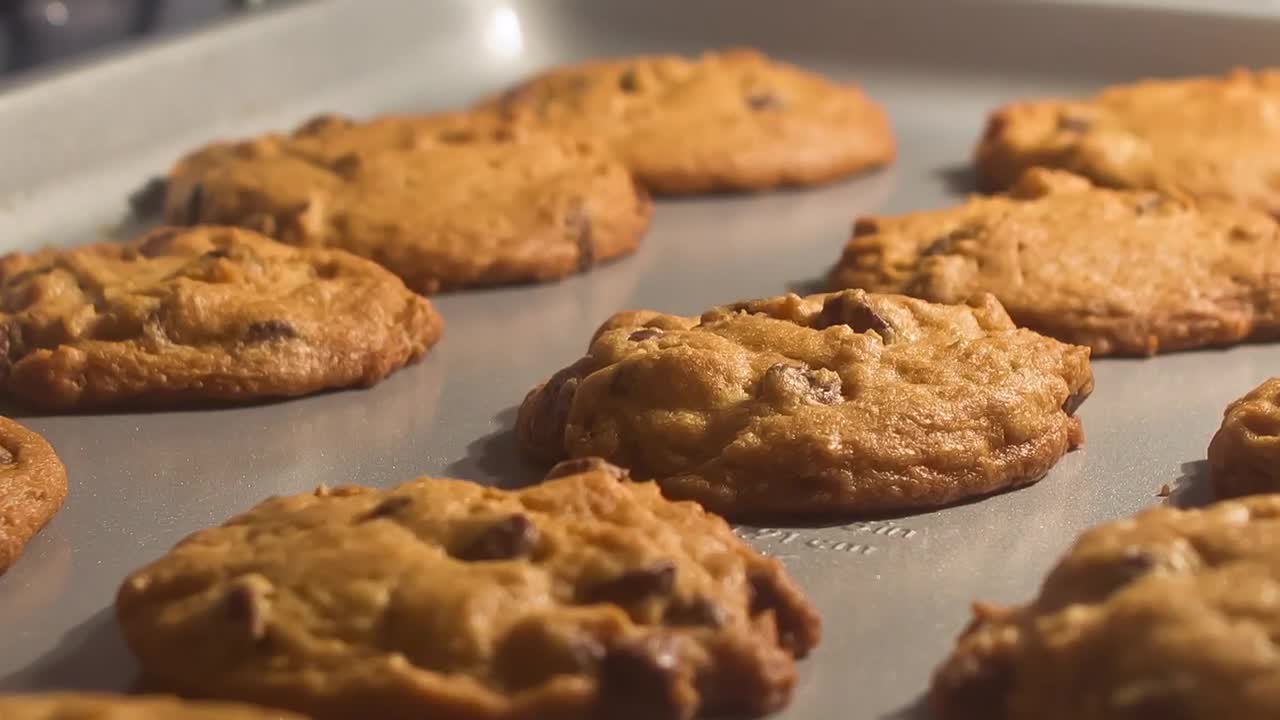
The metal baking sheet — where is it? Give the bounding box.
[2,1,1279,717]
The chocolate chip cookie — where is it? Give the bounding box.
[485,49,895,194]
[1208,378,1280,499]
[0,417,66,575]
[0,694,305,719]
[116,462,819,720]
[976,69,1280,214]
[829,168,1280,356]
[164,113,651,293]
[1,226,442,411]
[932,495,1280,720]
[517,289,1092,520]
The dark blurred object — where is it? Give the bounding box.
[0,0,270,75]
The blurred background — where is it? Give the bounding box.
[0,0,281,75]
[1,0,1277,79]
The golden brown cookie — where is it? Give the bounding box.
[976,68,1280,214]
[485,48,895,194]
[0,226,441,411]
[829,168,1280,356]
[164,113,651,293]
[0,694,306,719]
[116,463,819,720]
[1208,378,1280,499]
[932,496,1280,720]
[0,417,66,575]
[517,289,1092,520]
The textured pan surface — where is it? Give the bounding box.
[1,1,1279,718]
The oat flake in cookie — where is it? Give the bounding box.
[116,462,819,720]
[830,168,1280,356]
[0,226,442,411]
[0,417,67,575]
[485,48,895,194]
[932,496,1280,720]
[1208,378,1280,499]
[976,68,1280,215]
[165,113,651,293]
[517,289,1092,520]
[0,694,307,719]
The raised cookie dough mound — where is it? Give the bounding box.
[933,496,1280,720]
[519,288,1092,519]
[165,113,651,293]
[486,49,895,194]
[830,168,1280,356]
[0,226,441,411]
[976,68,1280,215]
[1209,378,1280,498]
[117,463,819,720]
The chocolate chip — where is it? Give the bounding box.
[225,583,267,641]
[525,366,583,451]
[580,562,677,605]
[596,635,688,720]
[545,457,630,481]
[747,570,807,652]
[815,292,894,341]
[1057,115,1091,133]
[924,226,977,256]
[331,153,362,178]
[747,571,779,617]
[357,495,412,522]
[128,176,168,218]
[185,183,204,225]
[851,218,880,237]
[922,238,951,257]
[244,320,298,343]
[296,114,352,136]
[569,634,607,669]
[567,204,594,271]
[760,363,843,406]
[0,318,17,385]
[663,596,726,628]
[1229,226,1256,243]
[0,447,13,465]
[437,128,476,144]
[1119,547,1158,575]
[628,328,663,342]
[618,68,639,93]
[747,92,784,111]
[1134,194,1167,215]
[1062,387,1089,415]
[455,514,539,561]
[137,229,180,258]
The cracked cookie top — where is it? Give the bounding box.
[932,496,1280,720]
[517,289,1093,520]
[976,68,1280,215]
[116,464,819,720]
[484,49,895,194]
[163,113,651,293]
[0,226,441,411]
[830,168,1280,356]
